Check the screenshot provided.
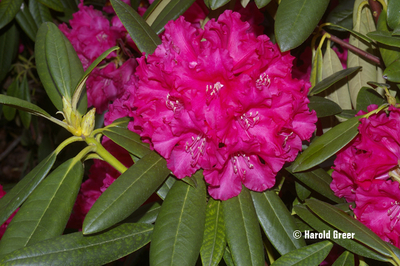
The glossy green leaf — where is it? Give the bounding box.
[308,96,342,118]
[326,0,355,30]
[377,6,400,67]
[292,116,360,172]
[332,251,354,266]
[111,0,161,55]
[0,157,83,257]
[310,47,323,87]
[36,0,63,11]
[337,109,357,120]
[223,187,264,266]
[271,241,333,266]
[356,87,385,112]
[0,0,24,30]
[0,152,56,228]
[254,0,271,9]
[251,190,305,255]
[200,198,226,266]
[149,0,196,34]
[387,0,400,30]
[15,2,38,41]
[383,58,400,83]
[393,25,400,36]
[156,176,176,200]
[205,0,229,10]
[348,0,378,107]
[58,0,78,11]
[123,201,162,224]
[326,24,373,43]
[83,151,170,234]
[275,0,330,52]
[103,127,151,158]
[295,182,311,201]
[18,75,32,129]
[0,94,51,119]
[142,0,162,20]
[222,247,235,266]
[29,0,52,26]
[0,22,18,83]
[311,66,361,95]
[3,79,19,121]
[367,30,400,48]
[0,223,153,265]
[288,167,344,204]
[150,172,206,266]
[35,22,73,110]
[294,204,390,262]
[306,199,394,258]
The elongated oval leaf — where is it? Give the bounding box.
[156,175,176,200]
[0,22,18,83]
[367,30,400,48]
[326,0,354,30]
[18,76,32,129]
[83,151,170,234]
[271,241,333,266]
[377,7,400,67]
[356,87,385,112]
[383,58,400,83]
[311,67,361,96]
[0,152,56,227]
[275,0,330,51]
[149,0,196,35]
[254,0,271,9]
[200,198,226,266]
[332,251,354,266]
[292,116,360,172]
[29,0,52,26]
[0,94,51,118]
[294,204,390,262]
[123,201,162,224]
[251,190,305,255]
[150,172,206,266]
[0,157,83,256]
[223,187,264,266]
[387,0,400,31]
[326,24,373,43]
[111,0,161,55]
[310,47,323,87]
[3,79,19,121]
[305,199,394,258]
[36,0,63,11]
[15,2,38,41]
[308,96,342,118]
[0,223,153,265]
[0,0,24,30]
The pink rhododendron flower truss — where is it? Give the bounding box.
[128,10,316,200]
[332,104,400,247]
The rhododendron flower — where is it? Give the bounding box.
[122,10,316,200]
[332,104,400,247]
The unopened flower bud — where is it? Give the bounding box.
[81,108,96,137]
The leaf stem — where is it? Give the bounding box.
[55,136,84,154]
[85,137,127,173]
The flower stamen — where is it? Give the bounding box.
[256,73,271,90]
[185,134,206,167]
[238,111,260,131]
[166,94,183,113]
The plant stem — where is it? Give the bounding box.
[85,137,128,173]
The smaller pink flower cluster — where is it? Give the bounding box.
[332,105,400,247]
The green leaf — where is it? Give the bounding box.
[223,187,264,266]
[288,167,344,204]
[83,151,170,234]
[0,152,56,228]
[292,116,360,172]
[271,241,333,266]
[0,223,153,265]
[103,127,151,158]
[251,190,305,255]
[29,0,52,27]
[15,2,38,42]
[332,251,354,266]
[36,0,64,12]
[2,79,19,121]
[0,0,24,30]
[0,22,18,83]
[308,96,342,118]
[306,199,394,258]
[222,247,235,266]
[111,0,161,55]
[35,22,73,110]
[123,201,162,224]
[0,157,83,257]
[147,0,196,34]
[254,0,271,9]
[377,5,400,67]
[326,0,355,30]
[156,176,176,200]
[387,0,400,30]
[326,24,373,43]
[383,58,400,83]
[310,47,323,87]
[294,204,390,262]
[275,0,330,51]
[295,182,311,201]
[18,75,32,129]
[356,87,385,112]
[337,109,357,120]
[0,94,51,119]
[367,30,400,48]
[311,66,361,96]
[200,198,226,266]
[150,172,206,266]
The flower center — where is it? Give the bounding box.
[206,82,224,104]
[256,73,271,90]
[166,94,183,113]
[388,201,400,230]
[231,153,254,179]
[238,111,260,131]
[185,134,206,167]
